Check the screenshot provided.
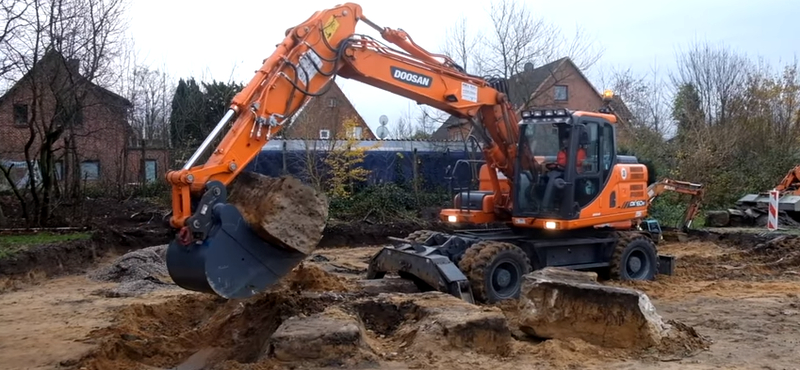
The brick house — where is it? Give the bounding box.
[432,57,631,142]
[280,82,375,140]
[0,50,170,192]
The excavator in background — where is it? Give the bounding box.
[647,178,705,232]
[163,2,692,303]
[706,164,800,228]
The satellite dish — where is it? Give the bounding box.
[375,125,389,140]
[524,62,534,72]
[379,115,388,125]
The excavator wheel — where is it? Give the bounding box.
[458,241,531,303]
[610,232,659,281]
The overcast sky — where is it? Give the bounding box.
[128,0,799,135]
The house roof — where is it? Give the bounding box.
[506,57,569,108]
[0,49,131,107]
[432,57,634,139]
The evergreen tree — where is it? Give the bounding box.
[671,83,704,140]
[169,78,206,151]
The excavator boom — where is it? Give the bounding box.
[164,3,521,299]
[647,179,705,231]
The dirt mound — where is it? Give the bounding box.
[350,292,512,357]
[74,285,514,370]
[87,245,175,297]
[89,245,168,283]
[283,262,350,292]
[75,289,337,370]
[677,235,800,280]
[228,172,328,255]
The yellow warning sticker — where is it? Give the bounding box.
[322,15,339,41]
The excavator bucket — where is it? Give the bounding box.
[166,185,307,299]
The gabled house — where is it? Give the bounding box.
[281,82,376,140]
[432,57,631,141]
[0,49,169,191]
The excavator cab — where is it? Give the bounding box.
[513,109,617,222]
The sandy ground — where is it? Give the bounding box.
[0,276,189,370]
[2,237,800,370]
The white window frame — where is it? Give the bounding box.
[554,85,568,101]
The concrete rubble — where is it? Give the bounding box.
[517,267,670,349]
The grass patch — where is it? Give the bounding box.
[0,232,92,259]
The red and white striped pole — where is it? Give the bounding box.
[767,189,780,231]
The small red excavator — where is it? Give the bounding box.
[163,2,694,302]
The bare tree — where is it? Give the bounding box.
[0,0,129,224]
[670,40,751,125]
[439,16,480,74]
[417,0,605,149]
[126,65,173,184]
[0,0,31,82]
[440,0,603,107]
[597,63,671,135]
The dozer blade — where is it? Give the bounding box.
[166,203,306,299]
[366,236,475,303]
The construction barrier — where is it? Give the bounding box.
[246,139,483,192]
[768,189,779,231]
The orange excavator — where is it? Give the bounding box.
[164,2,681,302]
[647,178,705,231]
[706,164,800,228]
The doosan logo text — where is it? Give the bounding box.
[390,67,432,87]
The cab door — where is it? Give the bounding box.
[563,119,607,218]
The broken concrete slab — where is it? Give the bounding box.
[267,307,373,363]
[518,267,670,349]
[227,172,329,255]
[350,292,512,355]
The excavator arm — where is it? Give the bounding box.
[164,3,522,299]
[775,165,800,194]
[167,2,519,231]
[647,179,705,231]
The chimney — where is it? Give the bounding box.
[67,58,80,76]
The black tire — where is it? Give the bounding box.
[458,241,531,303]
[610,232,658,281]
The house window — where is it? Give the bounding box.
[145,160,157,183]
[347,126,363,139]
[554,85,568,101]
[80,160,100,180]
[328,98,337,107]
[13,104,27,126]
[319,129,331,139]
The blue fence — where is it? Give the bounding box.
[244,139,485,192]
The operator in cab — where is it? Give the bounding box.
[542,131,586,210]
[556,135,586,171]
